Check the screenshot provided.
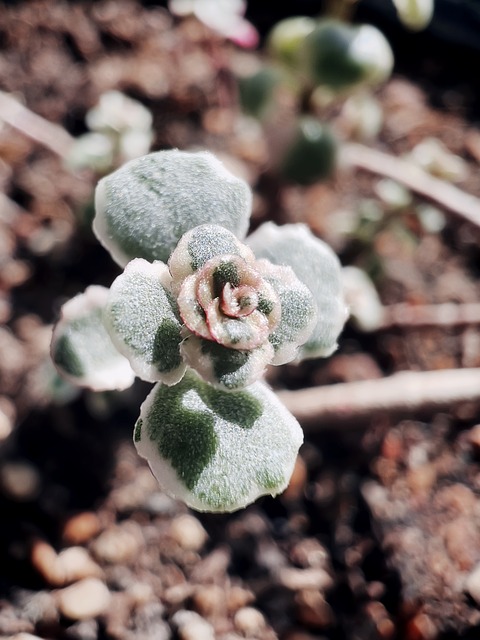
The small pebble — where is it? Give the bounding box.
[405,612,437,640]
[233,607,266,635]
[172,610,215,640]
[442,517,479,570]
[91,522,142,564]
[289,538,329,569]
[31,541,103,586]
[1,461,40,501]
[57,577,111,620]
[278,567,333,592]
[192,584,226,617]
[282,455,307,501]
[465,562,480,604]
[169,514,208,551]
[64,619,98,640]
[63,512,101,545]
[295,590,334,628]
[0,405,12,440]
[225,585,255,613]
[468,424,480,453]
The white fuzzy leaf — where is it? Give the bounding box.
[105,259,186,384]
[248,223,347,359]
[93,150,252,267]
[134,370,303,512]
[51,286,135,391]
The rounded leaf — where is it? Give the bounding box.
[104,259,186,384]
[302,20,393,92]
[238,67,282,120]
[255,260,317,365]
[51,286,135,391]
[169,224,256,290]
[134,370,303,512]
[180,335,274,391]
[93,150,252,266]
[247,223,347,360]
[392,0,434,31]
[267,16,316,69]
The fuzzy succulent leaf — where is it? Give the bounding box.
[134,370,303,512]
[169,223,256,289]
[255,260,317,365]
[180,335,274,391]
[93,150,252,267]
[51,286,135,391]
[104,259,186,384]
[248,223,347,360]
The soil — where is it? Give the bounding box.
[1,2,480,639]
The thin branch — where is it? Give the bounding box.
[277,368,480,430]
[0,90,74,158]
[379,302,480,330]
[342,142,480,229]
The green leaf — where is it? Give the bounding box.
[93,150,252,266]
[51,286,135,391]
[256,260,317,365]
[248,223,347,359]
[104,259,186,384]
[302,20,393,92]
[238,67,282,120]
[180,336,273,391]
[169,223,255,288]
[267,16,316,70]
[134,370,303,512]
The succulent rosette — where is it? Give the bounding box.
[51,149,346,512]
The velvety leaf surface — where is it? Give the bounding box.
[247,223,347,359]
[104,259,186,384]
[93,150,252,266]
[180,336,274,390]
[51,286,135,391]
[134,371,303,512]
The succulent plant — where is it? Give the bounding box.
[51,150,346,512]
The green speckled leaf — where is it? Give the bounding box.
[256,260,317,365]
[181,335,274,390]
[169,224,255,287]
[248,223,347,360]
[104,258,186,384]
[93,150,252,267]
[51,286,135,391]
[134,371,303,512]
[302,20,393,91]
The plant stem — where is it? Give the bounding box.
[342,142,480,230]
[277,368,480,430]
[379,302,480,330]
[0,90,74,158]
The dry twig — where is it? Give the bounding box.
[342,142,480,229]
[277,368,480,429]
[0,90,74,158]
[379,302,480,330]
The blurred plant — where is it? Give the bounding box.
[67,91,153,173]
[238,15,394,185]
[51,150,346,512]
[168,0,258,48]
[392,0,434,31]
